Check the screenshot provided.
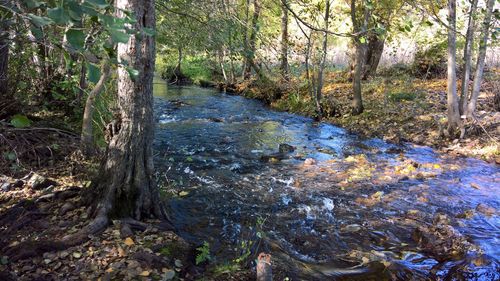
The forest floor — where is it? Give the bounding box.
[232,70,500,164]
[0,123,202,280]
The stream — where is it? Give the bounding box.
[152,78,499,280]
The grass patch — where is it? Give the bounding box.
[388,91,419,102]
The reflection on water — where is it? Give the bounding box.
[153,77,499,280]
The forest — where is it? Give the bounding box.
[0,0,499,280]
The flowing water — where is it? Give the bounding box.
[153,78,499,280]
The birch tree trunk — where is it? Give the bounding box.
[459,0,478,115]
[279,0,289,80]
[91,0,167,221]
[446,0,461,135]
[466,0,495,117]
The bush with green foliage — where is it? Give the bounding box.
[413,40,448,78]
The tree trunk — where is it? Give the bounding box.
[175,46,182,76]
[351,0,367,115]
[315,0,330,118]
[92,0,167,221]
[466,0,495,117]
[0,26,12,119]
[459,0,478,115]
[446,0,461,135]
[244,0,260,80]
[0,30,8,99]
[242,0,250,80]
[362,34,384,79]
[81,63,111,156]
[279,0,289,80]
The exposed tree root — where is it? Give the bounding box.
[4,207,173,263]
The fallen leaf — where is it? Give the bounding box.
[72,252,82,259]
[118,247,126,257]
[124,237,134,246]
[139,270,150,277]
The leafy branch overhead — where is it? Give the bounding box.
[15,0,151,80]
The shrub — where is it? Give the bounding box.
[413,40,447,78]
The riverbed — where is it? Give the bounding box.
[153,78,499,280]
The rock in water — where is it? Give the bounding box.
[279,143,295,153]
[304,158,316,166]
[256,253,272,281]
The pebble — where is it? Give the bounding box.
[304,158,316,166]
[476,203,496,216]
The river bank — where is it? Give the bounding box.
[201,71,500,164]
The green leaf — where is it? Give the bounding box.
[80,2,99,16]
[28,14,52,27]
[47,7,70,25]
[67,1,84,21]
[85,0,109,9]
[66,29,85,50]
[3,151,16,161]
[23,0,43,9]
[126,67,139,81]
[87,63,101,83]
[10,114,32,128]
[359,37,366,44]
[108,28,130,43]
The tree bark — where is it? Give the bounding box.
[458,0,477,115]
[81,63,111,156]
[314,0,330,118]
[279,0,289,80]
[362,34,384,79]
[0,29,8,99]
[174,46,182,76]
[92,0,167,221]
[243,0,260,80]
[466,0,495,117]
[242,0,250,79]
[0,24,13,120]
[351,0,368,115]
[446,0,461,135]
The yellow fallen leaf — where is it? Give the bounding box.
[140,270,150,277]
[433,164,441,169]
[124,237,134,246]
[118,247,126,257]
[106,268,113,273]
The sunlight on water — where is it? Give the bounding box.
[152,79,500,280]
